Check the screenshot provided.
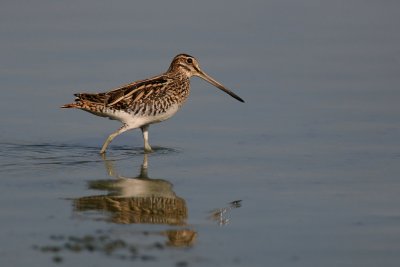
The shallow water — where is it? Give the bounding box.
[1,1,400,266]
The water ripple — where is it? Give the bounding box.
[0,142,179,173]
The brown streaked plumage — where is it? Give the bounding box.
[62,54,244,154]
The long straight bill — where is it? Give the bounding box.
[197,70,245,103]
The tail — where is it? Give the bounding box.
[61,103,79,108]
[61,93,89,108]
[62,93,107,109]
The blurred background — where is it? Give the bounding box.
[1,1,400,266]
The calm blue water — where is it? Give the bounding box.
[1,1,400,266]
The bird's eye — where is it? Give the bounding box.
[186,58,193,64]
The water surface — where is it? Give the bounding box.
[1,1,400,266]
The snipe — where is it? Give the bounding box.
[62,54,244,154]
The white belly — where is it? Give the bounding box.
[111,104,180,128]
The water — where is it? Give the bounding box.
[1,1,400,266]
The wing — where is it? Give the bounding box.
[104,75,171,107]
[74,74,172,108]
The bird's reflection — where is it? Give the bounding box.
[73,153,196,247]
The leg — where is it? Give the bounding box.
[141,125,153,153]
[138,154,149,178]
[100,124,130,154]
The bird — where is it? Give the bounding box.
[61,54,244,154]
